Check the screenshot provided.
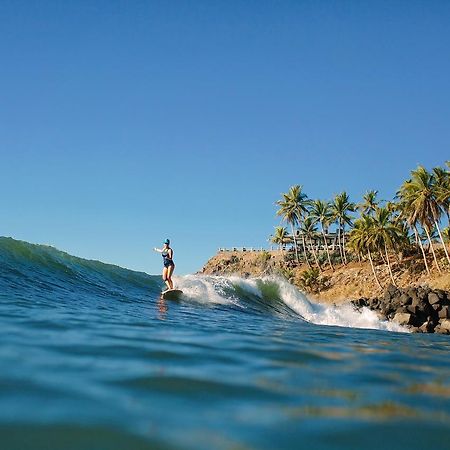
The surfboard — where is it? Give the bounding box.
[161,289,183,300]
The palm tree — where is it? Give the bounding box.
[348,215,382,289]
[359,190,380,216]
[443,226,450,244]
[271,226,289,253]
[300,216,322,271]
[371,207,405,286]
[433,165,450,225]
[331,192,355,265]
[276,185,309,263]
[398,166,450,271]
[310,199,335,270]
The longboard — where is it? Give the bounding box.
[161,289,183,300]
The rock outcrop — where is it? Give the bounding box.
[352,285,450,334]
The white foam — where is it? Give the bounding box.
[174,275,408,333]
[174,275,240,306]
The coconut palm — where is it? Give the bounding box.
[359,190,380,216]
[371,207,406,286]
[398,166,450,271]
[300,216,322,271]
[271,226,289,253]
[310,199,335,270]
[348,215,382,289]
[276,185,309,263]
[433,166,450,224]
[331,192,355,265]
[443,226,450,244]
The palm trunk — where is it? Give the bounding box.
[434,219,450,268]
[342,225,348,265]
[424,226,442,273]
[321,225,334,270]
[309,236,322,272]
[301,233,312,268]
[384,240,396,286]
[291,223,299,263]
[337,224,344,264]
[413,225,430,275]
[368,248,382,289]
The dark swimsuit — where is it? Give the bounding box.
[162,249,174,268]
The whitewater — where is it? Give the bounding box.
[1,237,450,450]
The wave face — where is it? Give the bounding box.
[0,236,161,304]
[176,275,405,332]
[2,237,450,450]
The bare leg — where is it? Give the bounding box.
[167,264,175,289]
[162,267,170,290]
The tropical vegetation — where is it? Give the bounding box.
[273,162,450,288]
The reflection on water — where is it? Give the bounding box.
[157,297,168,320]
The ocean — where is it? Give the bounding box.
[1,237,450,450]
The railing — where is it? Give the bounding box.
[218,242,346,253]
[218,247,271,252]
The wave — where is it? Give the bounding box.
[0,237,405,332]
[0,237,161,301]
[174,275,406,332]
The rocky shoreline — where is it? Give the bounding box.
[352,285,450,334]
[201,250,450,334]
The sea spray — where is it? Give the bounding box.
[176,274,407,332]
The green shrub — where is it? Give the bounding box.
[257,251,272,267]
[296,268,329,293]
[278,267,295,283]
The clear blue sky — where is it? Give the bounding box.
[1,1,449,274]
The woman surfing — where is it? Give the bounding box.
[153,239,175,291]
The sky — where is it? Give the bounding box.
[1,0,449,275]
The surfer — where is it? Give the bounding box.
[153,239,175,290]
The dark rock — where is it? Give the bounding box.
[435,326,449,335]
[406,287,417,299]
[428,292,441,305]
[352,298,368,308]
[393,312,420,327]
[439,306,450,320]
[418,321,435,333]
[406,305,419,315]
[387,284,398,295]
[398,293,412,306]
[439,319,450,332]
[432,303,442,312]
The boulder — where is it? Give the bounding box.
[439,306,450,320]
[439,319,450,332]
[386,284,398,297]
[418,321,435,333]
[432,303,442,312]
[417,287,430,301]
[428,292,441,306]
[393,312,418,326]
[398,293,412,306]
[352,298,368,309]
[406,305,419,315]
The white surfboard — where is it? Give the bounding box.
[161,289,183,300]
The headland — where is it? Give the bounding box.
[200,249,450,333]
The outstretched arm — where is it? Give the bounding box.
[153,247,163,253]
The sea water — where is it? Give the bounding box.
[1,237,450,450]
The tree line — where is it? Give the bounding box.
[272,162,450,287]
